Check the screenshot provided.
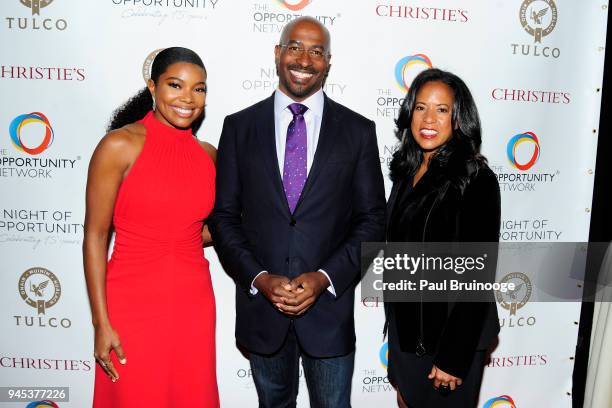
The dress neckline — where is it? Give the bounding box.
[141,111,193,138]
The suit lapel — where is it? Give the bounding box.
[294,94,339,213]
[255,94,290,212]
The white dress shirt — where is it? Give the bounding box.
[273,86,324,174]
[250,88,336,296]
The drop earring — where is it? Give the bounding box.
[152,97,156,111]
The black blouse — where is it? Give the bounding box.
[386,164,501,378]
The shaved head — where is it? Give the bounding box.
[280,16,331,53]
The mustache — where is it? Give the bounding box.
[286,64,318,75]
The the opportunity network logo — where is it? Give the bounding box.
[506,131,540,171]
[9,112,54,155]
[394,54,432,92]
[483,395,516,407]
[276,0,310,11]
[2,112,80,179]
[379,342,388,369]
[494,130,557,193]
[26,400,59,408]
[375,53,432,118]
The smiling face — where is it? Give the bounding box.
[274,19,331,101]
[410,80,455,161]
[147,62,207,129]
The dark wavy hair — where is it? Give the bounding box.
[107,47,206,131]
[389,68,487,192]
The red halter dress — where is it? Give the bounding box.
[93,111,219,407]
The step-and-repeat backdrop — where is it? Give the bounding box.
[0,1,608,407]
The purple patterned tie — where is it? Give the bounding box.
[283,103,308,213]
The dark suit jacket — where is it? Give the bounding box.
[208,93,386,358]
[386,164,501,378]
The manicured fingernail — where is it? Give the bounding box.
[120,358,126,365]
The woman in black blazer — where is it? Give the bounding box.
[385,68,501,407]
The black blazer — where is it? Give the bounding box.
[208,93,386,358]
[386,164,501,378]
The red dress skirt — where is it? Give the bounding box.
[93,111,219,407]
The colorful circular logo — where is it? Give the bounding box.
[379,342,388,369]
[26,401,59,408]
[276,0,310,11]
[394,54,433,93]
[483,395,516,408]
[9,112,54,155]
[506,131,540,171]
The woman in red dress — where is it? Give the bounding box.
[83,47,219,407]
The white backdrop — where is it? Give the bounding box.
[0,0,608,407]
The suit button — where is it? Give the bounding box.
[289,219,296,226]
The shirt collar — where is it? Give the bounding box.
[274,87,324,118]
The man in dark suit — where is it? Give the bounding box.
[208,16,385,407]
